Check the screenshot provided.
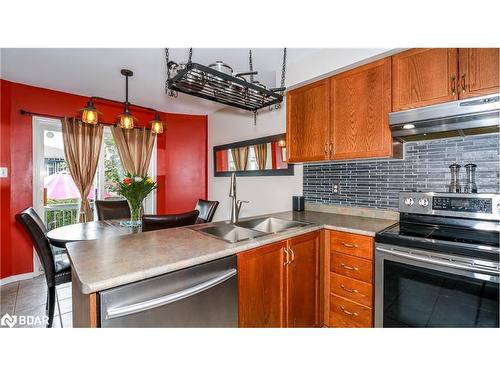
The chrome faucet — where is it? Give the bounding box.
[229,172,249,224]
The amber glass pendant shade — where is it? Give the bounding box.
[80,100,101,125]
[118,113,135,129]
[149,113,164,134]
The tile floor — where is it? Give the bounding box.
[0,275,72,328]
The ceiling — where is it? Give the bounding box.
[0,48,319,115]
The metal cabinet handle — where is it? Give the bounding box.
[283,247,290,266]
[341,263,359,272]
[105,268,237,320]
[341,242,358,248]
[451,76,456,96]
[289,247,295,263]
[324,142,328,157]
[340,306,358,316]
[328,142,333,157]
[461,74,466,93]
[340,284,358,294]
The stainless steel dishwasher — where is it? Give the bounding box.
[99,256,238,327]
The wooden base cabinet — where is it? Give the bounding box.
[237,231,321,328]
[326,230,374,328]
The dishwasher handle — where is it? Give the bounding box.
[105,268,237,320]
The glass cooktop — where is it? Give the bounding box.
[376,222,500,261]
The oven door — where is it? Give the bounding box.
[375,243,499,328]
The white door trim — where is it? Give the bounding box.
[32,116,62,277]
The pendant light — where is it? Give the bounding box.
[80,99,101,125]
[149,112,164,134]
[118,102,137,130]
[117,69,137,129]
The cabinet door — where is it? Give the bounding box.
[237,241,286,327]
[392,48,458,110]
[331,57,392,160]
[459,48,499,99]
[286,79,330,162]
[286,231,320,327]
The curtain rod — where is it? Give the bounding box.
[19,109,156,131]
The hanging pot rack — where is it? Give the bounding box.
[165,48,287,112]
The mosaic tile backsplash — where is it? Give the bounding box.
[303,134,500,210]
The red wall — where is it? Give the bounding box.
[0,79,207,279]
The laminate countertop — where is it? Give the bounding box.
[66,210,397,294]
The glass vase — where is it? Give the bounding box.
[120,199,143,227]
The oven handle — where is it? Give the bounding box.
[376,247,499,277]
[105,268,237,320]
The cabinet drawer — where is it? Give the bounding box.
[330,273,372,307]
[329,294,372,328]
[330,231,373,260]
[330,252,372,283]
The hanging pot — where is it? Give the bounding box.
[248,80,267,96]
[169,62,205,92]
[224,71,255,97]
[208,61,233,75]
[207,61,234,90]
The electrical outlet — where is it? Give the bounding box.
[332,182,340,195]
[0,167,8,178]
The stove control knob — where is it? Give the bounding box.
[404,197,414,206]
[419,198,429,207]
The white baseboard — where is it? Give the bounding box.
[0,272,39,286]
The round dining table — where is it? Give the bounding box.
[46,220,141,248]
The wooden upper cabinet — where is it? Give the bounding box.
[286,79,330,162]
[286,231,320,328]
[237,241,286,328]
[392,48,458,111]
[458,48,499,99]
[330,57,393,160]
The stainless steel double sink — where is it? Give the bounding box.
[194,217,309,243]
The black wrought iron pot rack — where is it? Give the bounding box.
[166,62,285,112]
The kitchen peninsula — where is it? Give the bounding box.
[67,209,397,328]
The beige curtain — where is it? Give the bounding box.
[231,146,249,171]
[254,143,268,170]
[111,127,155,176]
[61,117,103,223]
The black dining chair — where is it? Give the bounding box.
[142,210,200,232]
[95,199,131,220]
[194,199,219,223]
[15,207,71,328]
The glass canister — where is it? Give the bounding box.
[463,163,478,193]
[448,163,461,193]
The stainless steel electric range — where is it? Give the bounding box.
[375,192,500,328]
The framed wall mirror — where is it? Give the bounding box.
[214,133,293,177]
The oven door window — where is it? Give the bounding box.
[384,260,499,328]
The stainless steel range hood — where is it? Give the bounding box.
[389,94,499,142]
